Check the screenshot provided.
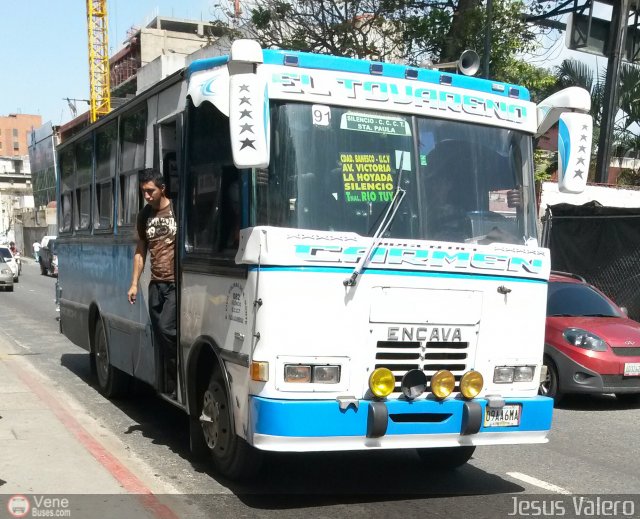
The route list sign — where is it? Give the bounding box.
[340,153,394,202]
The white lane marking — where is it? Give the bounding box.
[506,472,572,495]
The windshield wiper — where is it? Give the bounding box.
[343,155,407,287]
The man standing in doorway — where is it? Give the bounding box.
[127,168,178,398]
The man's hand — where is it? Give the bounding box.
[507,187,522,209]
[127,285,138,304]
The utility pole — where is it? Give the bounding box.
[483,0,493,78]
[595,0,630,184]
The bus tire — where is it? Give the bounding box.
[417,446,476,469]
[94,318,130,398]
[199,369,262,480]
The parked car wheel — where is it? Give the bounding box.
[539,355,562,402]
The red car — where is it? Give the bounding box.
[540,271,640,403]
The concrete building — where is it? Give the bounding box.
[0,155,33,247]
[0,113,42,157]
[58,16,226,143]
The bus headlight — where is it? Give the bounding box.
[284,365,311,383]
[514,366,535,382]
[460,370,483,399]
[369,368,395,398]
[431,370,455,399]
[312,365,341,383]
[284,364,341,383]
[493,365,536,383]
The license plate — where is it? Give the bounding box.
[624,363,640,376]
[484,404,521,427]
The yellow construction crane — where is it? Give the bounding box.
[86,0,111,122]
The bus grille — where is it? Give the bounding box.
[375,340,470,393]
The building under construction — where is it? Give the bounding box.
[59,16,231,142]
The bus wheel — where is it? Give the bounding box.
[199,369,262,480]
[94,319,130,398]
[417,446,475,470]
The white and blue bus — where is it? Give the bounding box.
[57,40,592,479]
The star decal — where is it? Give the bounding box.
[582,124,589,131]
[574,169,584,179]
[580,134,587,141]
[240,123,254,134]
[240,109,252,119]
[576,157,586,165]
[240,138,256,150]
[578,145,586,153]
[239,84,250,92]
[239,96,251,105]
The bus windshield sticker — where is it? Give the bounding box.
[312,105,331,127]
[395,150,412,171]
[340,113,412,136]
[340,153,395,203]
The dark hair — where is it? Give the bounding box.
[138,168,164,188]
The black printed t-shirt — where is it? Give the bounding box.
[137,203,176,282]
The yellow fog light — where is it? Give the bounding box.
[431,370,455,399]
[369,368,395,398]
[460,370,483,399]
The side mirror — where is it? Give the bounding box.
[229,74,270,169]
[557,112,592,194]
[620,306,629,317]
[228,40,270,169]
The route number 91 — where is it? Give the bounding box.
[312,105,331,127]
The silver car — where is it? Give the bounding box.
[0,246,19,282]
[0,256,14,291]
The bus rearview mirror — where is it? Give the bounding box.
[229,73,270,169]
[557,112,591,194]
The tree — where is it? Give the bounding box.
[244,0,537,75]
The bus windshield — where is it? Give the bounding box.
[253,102,537,244]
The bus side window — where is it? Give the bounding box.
[163,151,178,200]
[220,167,241,251]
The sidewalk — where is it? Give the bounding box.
[0,334,182,518]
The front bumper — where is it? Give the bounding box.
[250,395,553,452]
[549,348,640,394]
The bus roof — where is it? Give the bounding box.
[187,48,530,102]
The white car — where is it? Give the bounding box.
[0,246,19,282]
[0,256,13,291]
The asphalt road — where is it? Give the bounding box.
[2,260,639,518]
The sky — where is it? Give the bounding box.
[0,1,608,129]
[0,0,213,126]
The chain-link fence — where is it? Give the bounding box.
[542,201,640,321]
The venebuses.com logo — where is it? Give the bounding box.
[7,495,30,518]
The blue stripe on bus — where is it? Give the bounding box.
[251,396,552,437]
[262,49,530,101]
[185,51,530,101]
[247,265,546,284]
[187,55,230,77]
